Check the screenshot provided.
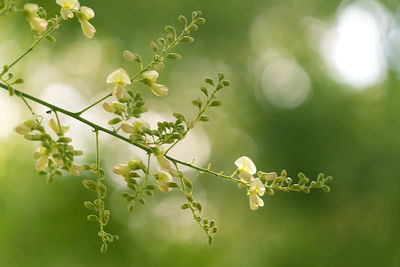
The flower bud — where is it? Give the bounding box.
[143,70,159,84]
[128,157,146,171]
[120,121,136,134]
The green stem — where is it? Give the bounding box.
[166,155,241,183]
[76,93,112,116]
[53,110,63,136]
[1,16,62,77]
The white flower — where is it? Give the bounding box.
[48,118,69,135]
[155,148,172,170]
[142,70,168,96]
[150,83,169,97]
[106,68,131,100]
[121,119,150,134]
[56,0,80,20]
[24,4,48,33]
[113,163,132,176]
[78,6,96,38]
[102,100,117,113]
[155,168,173,192]
[33,147,50,172]
[247,178,265,211]
[235,156,256,183]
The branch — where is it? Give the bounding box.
[0,82,237,183]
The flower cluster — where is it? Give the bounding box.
[56,0,96,38]
[14,117,85,183]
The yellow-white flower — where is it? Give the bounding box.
[78,6,96,38]
[56,0,80,20]
[143,70,159,84]
[102,100,117,113]
[69,164,85,176]
[154,148,172,170]
[150,83,169,97]
[24,4,48,33]
[106,68,131,100]
[121,120,150,134]
[133,119,150,132]
[14,119,37,135]
[48,118,69,135]
[247,178,265,211]
[155,168,173,192]
[33,147,50,172]
[235,156,256,183]
[142,70,168,96]
[113,163,132,176]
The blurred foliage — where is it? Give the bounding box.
[1,0,400,266]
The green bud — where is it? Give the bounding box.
[150,41,158,52]
[322,185,331,193]
[205,78,214,86]
[101,242,108,253]
[14,79,25,84]
[199,115,209,122]
[208,236,213,245]
[200,86,208,96]
[108,118,122,125]
[196,18,206,24]
[166,182,179,188]
[84,201,97,211]
[181,203,190,209]
[45,35,56,42]
[181,36,194,43]
[123,50,141,63]
[210,101,223,107]
[166,53,182,60]
[178,15,187,25]
[82,180,97,191]
[87,214,99,222]
[165,25,176,35]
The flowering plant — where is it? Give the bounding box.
[0,0,332,252]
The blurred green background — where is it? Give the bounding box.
[1,0,400,266]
